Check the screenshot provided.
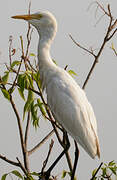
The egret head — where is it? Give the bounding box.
[12,11,57,42]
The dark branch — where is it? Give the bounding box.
[107,28,117,41]
[71,141,79,180]
[0,154,27,176]
[41,139,54,173]
[90,162,103,180]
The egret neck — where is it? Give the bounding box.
[37,24,57,89]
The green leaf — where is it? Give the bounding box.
[68,70,78,77]
[33,71,42,89]
[11,61,21,68]
[37,98,46,117]
[1,89,10,101]
[111,42,115,50]
[8,87,15,94]
[101,167,107,177]
[109,166,117,175]
[29,53,36,57]
[17,74,25,91]
[11,170,23,179]
[108,160,115,166]
[2,72,9,84]
[31,102,39,128]
[62,170,67,178]
[1,174,8,180]
[92,168,97,177]
[27,176,35,180]
[26,73,33,89]
[18,88,25,100]
[31,172,39,176]
[23,90,34,119]
[52,59,58,65]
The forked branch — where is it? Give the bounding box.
[70,3,117,89]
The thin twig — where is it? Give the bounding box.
[10,96,30,172]
[90,162,103,180]
[0,154,27,176]
[44,115,63,131]
[96,2,112,18]
[45,132,70,179]
[10,59,22,92]
[16,157,28,175]
[107,28,117,41]
[71,141,79,180]
[69,34,96,58]
[10,96,24,156]
[9,36,13,66]
[0,154,19,167]
[70,3,117,90]
[82,4,114,89]
[28,130,54,156]
[41,139,54,173]
[25,111,31,148]
[111,47,117,56]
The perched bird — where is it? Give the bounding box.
[12,11,100,159]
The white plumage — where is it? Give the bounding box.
[12,11,100,159]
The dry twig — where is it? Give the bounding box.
[70,3,117,89]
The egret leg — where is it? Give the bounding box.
[71,140,79,180]
[44,132,70,179]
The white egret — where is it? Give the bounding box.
[12,11,100,159]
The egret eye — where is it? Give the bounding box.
[36,14,43,19]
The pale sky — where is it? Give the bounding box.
[0,0,117,179]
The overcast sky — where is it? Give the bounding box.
[0,0,117,179]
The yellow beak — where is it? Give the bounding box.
[11,14,42,20]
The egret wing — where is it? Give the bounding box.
[46,70,100,158]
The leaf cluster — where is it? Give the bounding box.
[91,161,117,180]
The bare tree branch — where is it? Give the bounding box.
[0,154,19,167]
[9,36,13,66]
[107,28,117,41]
[0,154,27,176]
[69,34,96,58]
[70,3,117,90]
[71,141,79,180]
[16,157,28,175]
[10,96,30,172]
[41,139,54,173]
[28,130,54,156]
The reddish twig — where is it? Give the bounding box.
[69,34,96,58]
[10,96,30,172]
[70,3,117,90]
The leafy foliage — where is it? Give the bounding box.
[91,161,117,180]
[68,70,78,77]
[62,170,77,180]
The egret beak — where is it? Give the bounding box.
[11,14,42,20]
